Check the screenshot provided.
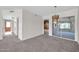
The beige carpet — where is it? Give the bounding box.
[0,34,79,52]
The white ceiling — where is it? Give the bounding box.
[0,6,78,17]
[23,6,78,16]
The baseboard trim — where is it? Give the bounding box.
[23,34,44,40]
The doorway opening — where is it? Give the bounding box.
[4,20,12,35]
[44,20,49,35]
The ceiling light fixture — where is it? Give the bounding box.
[52,6,59,24]
[9,10,14,13]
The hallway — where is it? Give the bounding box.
[0,35,79,52]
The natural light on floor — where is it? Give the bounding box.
[5,32,12,35]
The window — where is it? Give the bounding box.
[59,23,70,29]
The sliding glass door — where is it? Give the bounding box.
[52,16,75,40]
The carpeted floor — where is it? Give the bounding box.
[0,34,79,52]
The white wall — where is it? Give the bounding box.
[49,8,79,42]
[0,15,3,40]
[0,12,3,39]
[75,8,79,42]
[13,17,17,35]
[43,16,49,20]
[17,9,22,40]
[22,9,44,40]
